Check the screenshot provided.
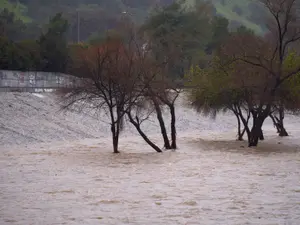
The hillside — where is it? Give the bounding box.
[1,0,267,38]
[1,0,174,41]
[188,0,266,34]
[0,0,31,22]
[212,0,265,33]
[3,0,172,23]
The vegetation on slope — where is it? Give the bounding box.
[1,0,267,39]
[0,0,31,22]
[187,0,266,34]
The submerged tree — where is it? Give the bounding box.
[220,0,300,146]
[63,34,136,153]
[186,46,300,145]
[136,0,213,149]
[270,52,300,136]
[63,27,163,153]
[186,57,251,142]
[144,73,180,149]
[269,106,288,136]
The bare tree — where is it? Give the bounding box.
[139,0,214,150]
[124,50,165,153]
[148,89,173,150]
[62,25,166,153]
[150,78,180,149]
[63,41,132,153]
[126,97,162,153]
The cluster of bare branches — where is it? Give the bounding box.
[60,24,180,153]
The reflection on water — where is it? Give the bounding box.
[0,137,300,225]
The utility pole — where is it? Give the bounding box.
[77,10,80,43]
[77,0,80,43]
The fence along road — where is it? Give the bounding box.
[0,70,81,92]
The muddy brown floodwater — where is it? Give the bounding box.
[0,134,300,225]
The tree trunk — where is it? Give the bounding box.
[127,112,162,153]
[237,114,243,141]
[270,114,280,133]
[270,112,288,137]
[235,112,244,141]
[109,106,120,153]
[278,107,288,137]
[152,98,171,149]
[233,107,249,141]
[111,124,120,153]
[170,104,177,149]
[240,127,246,141]
[236,106,251,144]
[259,128,264,140]
[248,127,260,147]
[248,116,265,147]
[278,123,288,136]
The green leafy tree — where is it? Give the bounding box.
[186,57,250,141]
[187,46,300,146]
[220,0,300,147]
[142,0,212,79]
[0,37,17,69]
[206,16,229,54]
[0,36,41,71]
[16,39,41,71]
[39,13,69,73]
[0,8,26,41]
[234,25,254,35]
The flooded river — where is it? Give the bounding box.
[1,133,300,225]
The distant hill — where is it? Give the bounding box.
[188,0,266,34]
[1,0,266,40]
[2,0,173,23]
[1,0,174,41]
[0,0,31,22]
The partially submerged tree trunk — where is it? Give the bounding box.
[277,121,288,137]
[248,115,266,147]
[233,105,249,141]
[169,104,177,149]
[111,124,120,154]
[248,126,260,147]
[127,112,162,152]
[110,107,123,154]
[234,112,245,141]
[152,97,171,149]
[270,109,289,137]
[259,128,264,140]
[236,113,243,140]
[239,128,246,141]
[236,106,266,147]
[277,107,288,136]
[157,90,179,150]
